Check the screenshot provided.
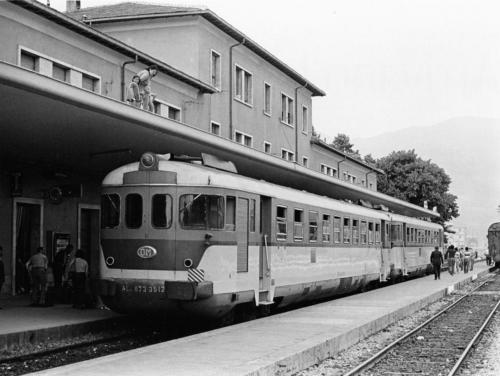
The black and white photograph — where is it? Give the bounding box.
[1,0,500,375]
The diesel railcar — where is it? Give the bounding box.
[487,222,500,267]
[97,152,443,318]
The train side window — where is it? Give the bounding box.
[249,199,256,232]
[333,216,341,243]
[276,206,287,241]
[406,227,410,243]
[343,217,351,244]
[368,222,374,244]
[352,219,359,245]
[226,196,236,231]
[322,214,331,243]
[152,194,172,228]
[179,194,224,230]
[101,193,120,229]
[375,223,381,243]
[361,221,367,244]
[309,211,318,242]
[293,209,304,241]
[125,193,143,229]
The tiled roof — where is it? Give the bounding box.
[66,2,326,96]
[66,2,202,21]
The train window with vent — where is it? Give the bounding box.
[352,219,359,244]
[309,211,318,242]
[226,196,236,231]
[101,193,120,229]
[152,194,172,229]
[293,209,304,241]
[125,194,143,229]
[322,214,331,243]
[333,216,341,243]
[368,222,374,244]
[276,206,287,241]
[179,194,224,230]
[375,223,381,243]
[361,221,367,244]
[343,217,351,244]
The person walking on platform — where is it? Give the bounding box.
[445,245,456,275]
[25,247,48,306]
[470,248,477,271]
[430,246,444,280]
[463,247,471,273]
[455,247,462,274]
[66,249,88,309]
[54,244,72,289]
[0,246,5,309]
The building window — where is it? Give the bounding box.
[281,93,294,126]
[154,100,181,121]
[20,50,37,71]
[302,105,308,133]
[281,148,295,162]
[235,65,252,104]
[293,209,304,241]
[210,50,221,89]
[82,73,99,93]
[52,63,69,82]
[264,142,271,154]
[264,82,271,115]
[320,164,336,177]
[210,121,221,136]
[302,156,309,167]
[235,130,253,147]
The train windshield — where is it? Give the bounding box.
[179,194,224,230]
[101,193,120,229]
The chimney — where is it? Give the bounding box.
[66,0,81,12]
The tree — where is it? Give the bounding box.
[375,150,459,226]
[364,153,377,166]
[331,133,355,154]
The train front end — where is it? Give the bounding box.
[98,153,225,317]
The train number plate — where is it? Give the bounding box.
[121,284,165,293]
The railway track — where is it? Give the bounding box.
[345,271,500,376]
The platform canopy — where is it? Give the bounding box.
[0,62,438,218]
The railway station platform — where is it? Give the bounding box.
[0,295,121,352]
[15,262,492,376]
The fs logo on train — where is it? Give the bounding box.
[137,245,157,258]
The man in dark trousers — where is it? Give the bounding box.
[430,246,444,280]
[445,245,456,275]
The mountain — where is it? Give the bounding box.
[353,117,500,246]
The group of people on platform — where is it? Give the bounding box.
[430,245,480,280]
[125,65,158,112]
[14,245,89,308]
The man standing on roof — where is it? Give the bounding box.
[137,65,158,112]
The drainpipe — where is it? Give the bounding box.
[365,170,377,189]
[229,38,245,140]
[294,83,308,163]
[121,55,138,101]
[337,156,347,180]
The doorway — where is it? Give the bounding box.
[12,198,44,295]
[78,204,100,280]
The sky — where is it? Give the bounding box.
[45,0,500,140]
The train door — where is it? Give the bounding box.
[259,196,273,304]
[380,220,391,281]
[78,204,100,282]
[236,198,249,273]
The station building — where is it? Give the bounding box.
[0,0,436,295]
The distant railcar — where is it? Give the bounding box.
[487,222,500,267]
[97,152,444,319]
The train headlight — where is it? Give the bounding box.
[140,152,158,170]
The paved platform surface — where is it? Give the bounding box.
[0,295,120,351]
[28,262,492,376]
